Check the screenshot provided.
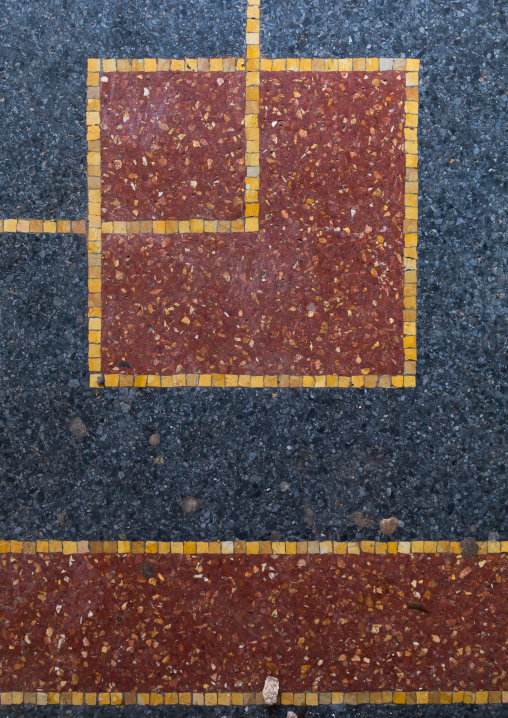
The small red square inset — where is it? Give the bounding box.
[100,72,246,221]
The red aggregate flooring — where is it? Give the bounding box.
[100,70,406,377]
[101,231,404,376]
[1,553,507,694]
[100,72,246,221]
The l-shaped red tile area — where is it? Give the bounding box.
[2,553,506,693]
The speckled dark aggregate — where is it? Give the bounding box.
[0,0,507,710]
[1,0,506,544]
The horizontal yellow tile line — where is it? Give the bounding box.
[90,374,416,389]
[0,691,503,706]
[0,220,86,233]
[101,219,259,234]
[90,57,419,74]
[2,539,504,556]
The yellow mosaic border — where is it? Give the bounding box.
[1,691,505,707]
[403,59,419,377]
[2,538,505,555]
[94,56,417,74]
[0,220,85,234]
[87,61,420,389]
[87,59,103,377]
[90,374,416,388]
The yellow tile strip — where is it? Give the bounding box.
[100,57,417,75]
[259,57,412,71]
[244,0,260,233]
[0,220,85,234]
[90,373,415,388]
[403,58,419,383]
[87,58,102,376]
[101,219,252,235]
[99,58,245,73]
[0,691,505,706]
[1,539,505,556]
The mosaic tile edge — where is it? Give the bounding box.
[0,690,505,707]
[1,539,504,555]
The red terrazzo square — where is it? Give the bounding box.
[100,70,407,378]
[100,72,246,221]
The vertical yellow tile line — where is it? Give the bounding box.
[244,0,260,232]
[86,59,102,388]
[403,59,419,389]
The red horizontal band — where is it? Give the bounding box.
[2,552,506,694]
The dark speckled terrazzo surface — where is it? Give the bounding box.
[1,0,506,553]
[0,0,507,712]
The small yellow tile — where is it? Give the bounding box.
[310,58,324,71]
[406,58,420,71]
[62,541,77,554]
[140,58,156,72]
[152,220,166,234]
[334,542,347,554]
[338,58,353,71]
[366,58,379,71]
[397,543,410,557]
[101,59,116,72]
[3,219,17,232]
